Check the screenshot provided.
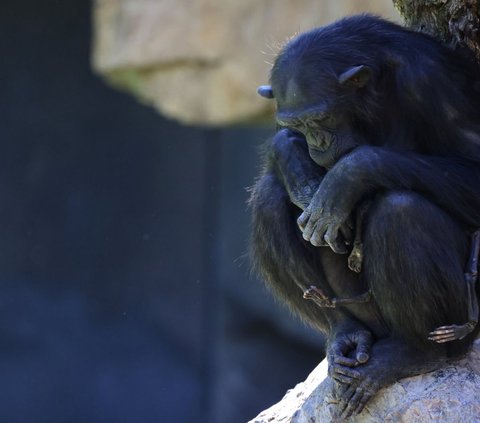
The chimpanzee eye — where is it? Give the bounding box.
[311,114,336,129]
[276,118,304,131]
[287,121,306,133]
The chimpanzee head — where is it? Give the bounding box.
[258,28,375,168]
[258,14,480,164]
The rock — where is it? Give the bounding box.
[92,0,400,126]
[249,339,480,422]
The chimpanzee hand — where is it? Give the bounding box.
[297,149,367,253]
[298,204,353,253]
[333,337,442,419]
[297,177,352,254]
[270,128,327,211]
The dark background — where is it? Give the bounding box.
[0,1,324,422]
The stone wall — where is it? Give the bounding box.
[92,0,400,126]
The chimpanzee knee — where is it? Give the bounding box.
[363,190,469,347]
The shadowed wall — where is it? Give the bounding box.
[0,1,323,422]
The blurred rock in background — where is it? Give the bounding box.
[0,1,400,423]
[92,0,400,125]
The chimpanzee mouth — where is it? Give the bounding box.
[310,147,328,155]
[309,143,358,169]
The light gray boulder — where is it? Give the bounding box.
[91,0,399,126]
[250,339,480,422]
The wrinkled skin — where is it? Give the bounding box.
[297,147,373,254]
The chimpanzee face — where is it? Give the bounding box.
[272,78,356,169]
[258,65,371,169]
[275,107,341,168]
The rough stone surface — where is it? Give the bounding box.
[249,339,480,423]
[92,0,400,126]
[393,0,480,62]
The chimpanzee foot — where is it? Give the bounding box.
[331,337,445,419]
[327,329,372,385]
[347,242,363,273]
[335,375,380,418]
[304,285,372,309]
[303,285,336,308]
[429,230,480,343]
[428,322,476,343]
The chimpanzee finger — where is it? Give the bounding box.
[331,373,355,385]
[349,379,378,417]
[324,226,348,254]
[333,365,361,380]
[299,211,318,242]
[433,337,456,343]
[329,336,355,364]
[334,355,358,367]
[297,209,310,232]
[338,383,357,415]
[310,223,328,246]
[353,391,372,416]
[428,327,456,341]
[428,334,456,343]
[342,386,368,418]
[428,331,455,340]
[329,363,359,384]
[329,341,348,364]
[354,331,372,364]
[356,349,369,364]
[429,326,453,334]
[297,210,309,231]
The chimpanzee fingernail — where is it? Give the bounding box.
[357,352,369,363]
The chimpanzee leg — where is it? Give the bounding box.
[250,169,380,377]
[249,130,377,346]
[363,190,470,348]
[334,190,472,418]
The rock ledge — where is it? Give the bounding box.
[249,340,480,422]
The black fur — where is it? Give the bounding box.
[250,15,480,417]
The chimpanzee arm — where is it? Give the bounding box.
[299,145,480,249]
[270,128,325,210]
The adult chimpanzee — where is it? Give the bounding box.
[250,14,480,418]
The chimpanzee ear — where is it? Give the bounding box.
[338,65,371,88]
[257,85,274,99]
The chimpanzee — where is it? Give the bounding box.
[250,14,480,418]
